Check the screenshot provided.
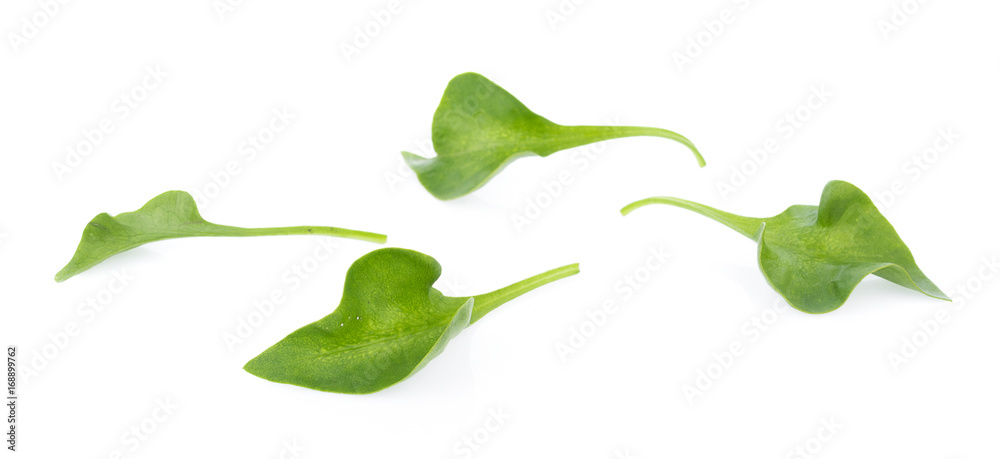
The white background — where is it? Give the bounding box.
[2,0,998,457]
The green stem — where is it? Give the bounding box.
[602,126,706,168]
[204,225,387,244]
[546,125,706,167]
[621,197,764,240]
[469,263,580,325]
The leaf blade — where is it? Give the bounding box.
[405,72,705,200]
[245,248,579,394]
[622,180,949,313]
[55,191,386,282]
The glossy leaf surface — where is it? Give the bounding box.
[55,191,386,282]
[244,248,579,394]
[403,72,705,200]
[622,180,949,313]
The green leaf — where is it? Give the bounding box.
[55,191,386,282]
[621,180,949,313]
[244,248,579,394]
[403,72,706,200]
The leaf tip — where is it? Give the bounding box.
[54,262,79,283]
[242,354,270,379]
[401,150,426,164]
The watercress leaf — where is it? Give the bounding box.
[403,72,706,200]
[621,180,949,313]
[244,248,579,394]
[55,190,387,282]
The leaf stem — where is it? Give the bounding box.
[205,225,388,244]
[621,197,764,240]
[568,125,706,167]
[469,263,580,325]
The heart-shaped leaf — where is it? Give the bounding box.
[244,248,579,394]
[403,72,705,200]
[622,180,949,313]
[55,191,386,282]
